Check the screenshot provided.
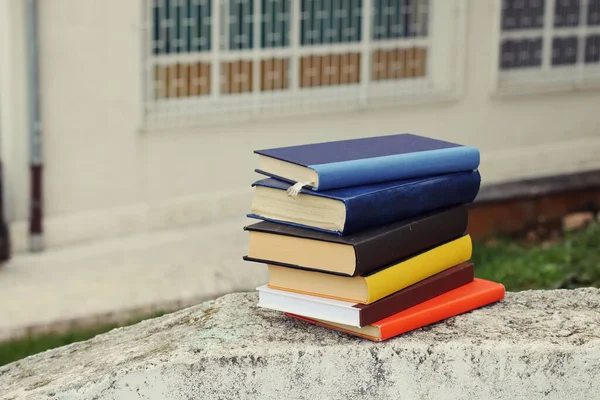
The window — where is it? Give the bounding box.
[497,0,600,89]
[144,0,465,124]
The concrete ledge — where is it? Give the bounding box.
[476,169,600,203]
[1,288,599,399]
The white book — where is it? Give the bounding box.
[257,284,363,327]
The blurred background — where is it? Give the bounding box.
[0,0,599,364]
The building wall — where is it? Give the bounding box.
[2,0,600,253]
[0,0,30,237]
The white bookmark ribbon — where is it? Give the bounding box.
[286,181,314,198]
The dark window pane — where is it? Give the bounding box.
[554,0,580,27]
[500,38,543,69]
[501,0,545,31]
[405,0,429,37]
[193,0,212,52]
[174,0,184,53]
[187,0,212,52]
[500,40,514,69]
[261,0,290,48]
[551,36,578,65]
[229,0,254,50]
[153,2,161,54]
[373,0,404,39]
[585,35,600,63]
[300,0,362,46]
[163,1,173,54]
[152,0,212,55]
[588,0,600,25]
[373,0,429,40]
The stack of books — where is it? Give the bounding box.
[243,133,505,341]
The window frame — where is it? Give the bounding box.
[141,0,469,127]
[492,0,600,96]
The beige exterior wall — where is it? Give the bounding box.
[1,0,599,253]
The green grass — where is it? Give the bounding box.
[473,222,600,291]
[1,223,598,367]
[0,311,166,367]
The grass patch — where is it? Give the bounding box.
[473,222,600,291]
[0,311,166,367]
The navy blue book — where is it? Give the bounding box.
[254,133,480,191]
[248,170,481,235]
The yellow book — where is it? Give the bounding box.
[267,234,472,304]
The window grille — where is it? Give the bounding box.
[498,0,600,88]
[143,0,461,125]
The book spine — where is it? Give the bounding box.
[242,255,352,277]
[254,169,310,188]
[378,281,506,340]
[363,235,473,304]
[358,262,474,326]
[342,170,481,235]
[312,146,480,191]
[246,214,341,235]
[352,206,468,276]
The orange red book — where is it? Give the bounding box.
[244,135,505,341]
[286,278,505,341]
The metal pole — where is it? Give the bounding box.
[0,96,11,262]
[26,0,43,252]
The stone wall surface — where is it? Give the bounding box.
[1,288,600,400]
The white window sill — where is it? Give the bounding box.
[492,65,600,98]
[492,79,600,98]
[138,84,463,134]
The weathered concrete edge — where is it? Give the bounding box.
[0,294,210,343]
[1,288,600,400]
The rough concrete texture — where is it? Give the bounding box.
[1,288,600,400]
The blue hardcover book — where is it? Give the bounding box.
[254,133,480,191]
[248,170,481,235]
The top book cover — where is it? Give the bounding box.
[254,133,480,191]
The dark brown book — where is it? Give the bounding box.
[244,205,468,276]
[257,262,475,327]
